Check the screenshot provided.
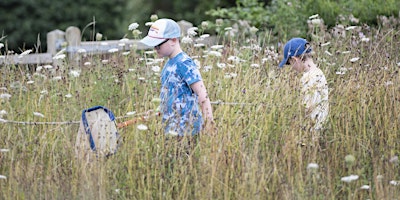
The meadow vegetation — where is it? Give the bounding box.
[1,13,399,199]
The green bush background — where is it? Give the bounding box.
[1,0,399,52]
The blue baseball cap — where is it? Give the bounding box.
[278,38,312,68]
[140,18,181,47]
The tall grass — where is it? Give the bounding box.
[1,18,399,199]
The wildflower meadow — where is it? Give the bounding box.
[0,14,399,199]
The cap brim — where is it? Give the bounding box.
[278,57,289,68]
[140,36,165,47]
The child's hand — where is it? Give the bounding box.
[203,120,217,136]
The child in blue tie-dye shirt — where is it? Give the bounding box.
[140,18,214,136]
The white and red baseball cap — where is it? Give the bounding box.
[140,18,181,47]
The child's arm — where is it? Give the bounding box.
[190,81,214,123]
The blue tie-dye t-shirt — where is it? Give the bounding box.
[160,52,203,136]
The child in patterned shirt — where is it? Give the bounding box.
[140,18,214,136]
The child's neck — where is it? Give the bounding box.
[303,61,316,72]
[169,47,183,58]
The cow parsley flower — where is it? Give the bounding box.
[187,27,198,37]
[350,57,360,62]
[33,112,45,118]
[137,124,148,131]
[128,23,139,31]
[341,175,359,183]
[18,49,32,58]
[0,93,12,99]
[360,185,370,190]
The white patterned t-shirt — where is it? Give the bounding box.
[301,67,329,130]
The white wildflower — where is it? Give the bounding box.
[150,14,158,21]
[217,63,226,69]
[36,66,43,72]
[0,43,4,49]
[167,130,179,136]
[309,14,319,19]
[18,49,32,58]
[210,45,224,50]
[307,163,319,170]
[44,64,53,69]
[0,110,7,116]
[0,149,9,152]
[151,66,160,72]
[325,51,332,56]
[361,37,370,42]
[203,65,213,72]
[199,34,210,40]
[360,185,370,190]
[0,93,12,99]
[187,27,198,36]
[341,175,359,183]
[122,51,130,56]
[228,56,243,63]
[249,26,259,34]
[128,23,139,31]
[207,51,222,57]
[0,175,7,179]
[52,76,62,81]
[341,51,351,54]
[65,94,72,98]
[321,42,331,47]
[144,50,155,55]
[137,124,148,131]
[390,180,400,186]
[126,111,136,116]
[201,21,209,29]
[84,62,91,66]
[138,77,145,80]
[250,63,260,68]
[224,27,232,31]
[145,22,153,26]
[345,26,357,31]
[311,19,322,25]
[194,43,205,47]
[102,59,109,64]
[27,80,34,84]
[69,70,80,77]
[96,33,103,41]
[385,81,393,86]
[350,57,360,62]
[33,112,45,118]
[181,36,193,44]
[336,71,346,75]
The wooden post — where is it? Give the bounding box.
[46,29,65,55]
[65,26,82,65]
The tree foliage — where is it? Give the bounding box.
[0,0,398,52]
